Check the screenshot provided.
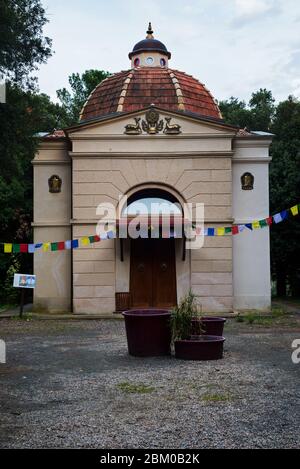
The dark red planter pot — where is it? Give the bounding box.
[122,309,171,357]
[192,317,226,336]
[175,336,225,361]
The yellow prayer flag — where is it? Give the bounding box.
[217,228,225,236]
[252,221,260,229]
[291,205,299,216]
[43,242,50,252]
[4,243,12,253]
[81,237,90,246]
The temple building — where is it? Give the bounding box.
[33,24,273,315]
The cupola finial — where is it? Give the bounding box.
[146,22,154,39]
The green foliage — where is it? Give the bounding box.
[0,0,52,87]
[116,382,155,394]
[221,90,299,297]
[170,290,201,341]
[269,96,300,296]
[0,84,68,300]
[57,69,110,125]
[219,88,275,131]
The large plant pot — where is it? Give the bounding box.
[192,317,226,336]
[122,309,171,357]
[174,335,225,360]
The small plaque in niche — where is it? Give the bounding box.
[241,172,254,190]
[48,175,62,193]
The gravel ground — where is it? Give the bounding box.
[0,317,300,449]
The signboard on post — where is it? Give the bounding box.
[13,274,36,317]
[13,274,36,289]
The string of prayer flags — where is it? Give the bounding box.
[1,203,299,252]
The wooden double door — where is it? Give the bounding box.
[130,238,177,308]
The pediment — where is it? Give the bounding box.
[66,107,237,139]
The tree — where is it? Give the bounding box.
[249,88,275,131]
[221,90,299,297]
[0,0,53,301]
[219,97,253,129]
[0,85,65,301]
[270,96,300,296]
[57,69,110,125]
[219,89,275,131]
[0,0,52,87]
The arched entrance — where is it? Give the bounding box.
[122,188,181,308]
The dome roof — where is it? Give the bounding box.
[80,67,222,121]
[129,38,171,59]
[129,23,171,59]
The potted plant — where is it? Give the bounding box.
[171,290,225,360]
[122,309,172,357]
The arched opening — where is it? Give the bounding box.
[120,187,181,309]
[122,188,182,216]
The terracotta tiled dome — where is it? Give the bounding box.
[80,67,222,122]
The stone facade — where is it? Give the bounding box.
[32,109,272,314]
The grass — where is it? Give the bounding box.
[235,307,298,326]
[0,303,17,313]
[11,313,33,321]
[117,382,156,394]
[201,393,233,402]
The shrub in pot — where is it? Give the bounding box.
[171,290,225,361]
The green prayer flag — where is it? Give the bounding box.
[89,236,95,243]
[225,227,232,234]
[51,242,58,251]
[13,244,20,253]
[259,219,268,227]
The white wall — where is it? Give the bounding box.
[232,137,272,311]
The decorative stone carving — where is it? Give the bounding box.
[124,106,182,136]
[48,175,62,193]
[241,172,254,190]
[142,107,164,134]
[124,117,142,135]
[164,117,181,135]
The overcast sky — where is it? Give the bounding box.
[38,0,300,104]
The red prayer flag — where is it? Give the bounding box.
[20,244,28,253]
[58,242,65,250]
[94,235,101,242]
[266,217,273,226]
[232,226,239,235]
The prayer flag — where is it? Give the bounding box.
[81,237,90,246]
[291,205,299,216]
[273,213,282,224]
[43,243,50,252]
[259,219,268,228]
